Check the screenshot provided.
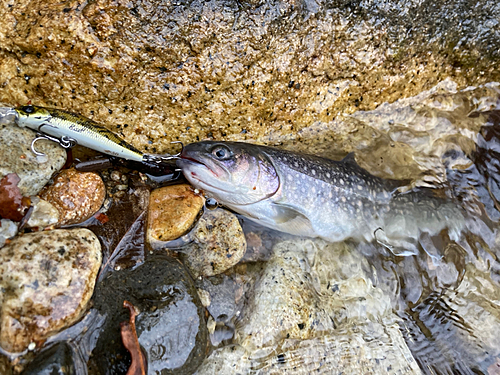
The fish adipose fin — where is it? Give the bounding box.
[270,203,315,237]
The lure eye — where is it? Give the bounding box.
[21,105,35,114]
[211,145,231,160]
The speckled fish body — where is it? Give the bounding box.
[178,141,465,255]
[14,105,144,162]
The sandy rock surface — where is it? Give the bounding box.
[0,0,498,155]
[0,123,66,197]
[40,168,106,226]
[180,208,247,277]
[0,228,101,353]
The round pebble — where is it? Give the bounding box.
[40,168,106,226]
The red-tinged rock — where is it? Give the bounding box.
[0,173,30,221]
[41,168,106,226]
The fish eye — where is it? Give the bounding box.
[211,145,231,160]
[21,105,35,114]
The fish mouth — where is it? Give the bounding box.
[177,157,234,193]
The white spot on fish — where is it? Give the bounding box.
[294,161,298,167]
[328,191,333,199]
[326,172,331,178]
[341,197,346,202]
[357,185,363,191]
[312,169,316,175]
[340,179,344,185]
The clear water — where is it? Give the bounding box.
[198,81,500,374]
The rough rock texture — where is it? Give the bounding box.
[40,168,106,226]
[0,228,101,353]
[0,0,498,155]
[25,196,59,229]
[0,123,66,196]
[179,208,247,277]
[197,239,421,374]
[0,219,17,248]
[147,184,204,246]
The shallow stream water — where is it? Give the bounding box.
[194,81,500,374]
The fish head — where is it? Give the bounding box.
[14,105,51,128]
[177,141,280,205]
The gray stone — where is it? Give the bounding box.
[0,123,66,196]
[179,208,247,277]
[0,219,17,248]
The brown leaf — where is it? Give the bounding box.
[0,173,30,221]
[121,300,147,375]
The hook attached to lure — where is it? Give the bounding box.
[30,123,77,156]
[142,141,184,164]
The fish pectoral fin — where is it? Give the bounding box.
[270,203,314,236]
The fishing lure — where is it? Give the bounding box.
[12,105,180,163]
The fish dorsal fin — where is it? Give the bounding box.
[341,152,356,164]
[270,202,314,237]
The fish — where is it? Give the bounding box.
[177,141,466,257]
[14,104,146,162]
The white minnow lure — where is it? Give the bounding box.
[14,104,146,161]
[13,104,179,163]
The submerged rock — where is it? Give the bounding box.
[147,184,204,247]
[197,239,421,374]
[0,228,102,353]
[22,342,76,375]
[40,168,106,226]
[179,208,247,277]
[0,124,66,197]
[90,254,207,374]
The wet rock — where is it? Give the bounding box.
[0,123,66,196]
[0,219,17,248]
[90,254,207,374]
[147,184,204,246]
[0,228,102,353]
[0,0,498,154]
[41,168,106,226]
[25,196,59,229]
[22,342,76,375]
[198,276,238,346]
[179,208,247,277]
[197,239,420,374]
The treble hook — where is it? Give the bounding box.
[373,227,394,251]
[30,123,77,156]
[143,141,184,164]
[31,133,77,156]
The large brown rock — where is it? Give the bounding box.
[0,228,101,353]
[0,0,498,156]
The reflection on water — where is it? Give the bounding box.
[200,82,500,374]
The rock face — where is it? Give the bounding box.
[0,228,102,353]
[197,239,421,374]
[91,254,208,374]
[179,208,247,277]
[0,123,66,197]
[0,0,498,155]
[40,168,106,226]
[147,184,204,246]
